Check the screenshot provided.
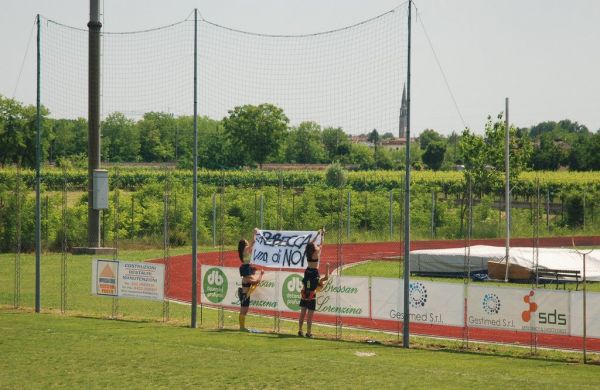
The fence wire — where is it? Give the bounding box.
[2,169,600,363]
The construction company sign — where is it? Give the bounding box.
[371,278,464,326]
[92,259,165,301]
[468,285,570,335]
[251,230,321,269]
[201,266,369,317]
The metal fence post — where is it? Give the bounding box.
[389,190,393,240]
[260,193,264,229]
[431,191,436,238]
[212,193,216,247]
[347,191,351,239]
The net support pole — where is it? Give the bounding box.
[212,193,216,247]
[260,194,264,228]
[402,0,412,348]
[347,191,351,239]
[389,190,393,240]
[191,8,199,328]
[504,97,510,282]
[87,0,102,248]
[583,252,587,364]
[431,191,435,238]
[35,13,41,313]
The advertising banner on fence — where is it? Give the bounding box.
[201,266,279,310]
[92,259,165,301]
[468,285,570,335]
[277,273,369,317]
[251,230,321,269]
[569,291,600,338]
[371,278,464,326]
[315,276,369,317]
[201,266,369,317]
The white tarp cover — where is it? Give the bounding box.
[410,246,600,281]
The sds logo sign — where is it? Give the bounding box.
[521,291,567,326]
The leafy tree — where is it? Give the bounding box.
[175,115,235,169]
[285,121,326,163]
[422,140,446,170]
[529,121,557,138]
[0,95,50,167]
[138,112,177,162]
[322,127,351,161]
[325,162,347,188]
[374,148,394,170]
[381,132,394,140]
[367,129,380,146]
[442,131,461,169]
[49,118,87,163]
[585,133,600,170]
[530,131,565,170]
[567,132,600,171]
[395,140,422,170]
[201,120,238,168]
[529,119,589,170]
[459,114,532,192]
[222,103,289,168]
[102,112,140,162]
[419,128,443,150]
[557,119,589,135]
[348,143,374,170]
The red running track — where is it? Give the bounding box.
[155,236,600,352]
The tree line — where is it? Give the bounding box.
[1,94,598,172]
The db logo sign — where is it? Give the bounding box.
[207,269,224,286]
[203,268,228,303]
[282,274,303,311]
[287,276,303,293]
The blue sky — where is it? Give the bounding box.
[2,0,599,135]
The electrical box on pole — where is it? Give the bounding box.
[93,169,108,210]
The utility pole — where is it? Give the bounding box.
[504,98,510,282]
[191,8,199,328]
[402,0,412,348]
[73,0,112,255]
[35,14,41,313]
[87,0,102,247]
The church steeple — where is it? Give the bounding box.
[399,84,407,139]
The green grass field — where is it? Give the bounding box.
[1,309,600,389]
[3,249,600,389]
[0,247,229,323]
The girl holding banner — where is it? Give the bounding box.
[298,228,328,338]
[238,228,264,331]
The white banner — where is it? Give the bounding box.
[251,229,321,269]
[201,266,369,317]
[277,274,370,317]
[569,291,600,338]
[92,259,165,301]
[315,276,370,318]
[468,285,570,335]
[371,278,464,326]
[201,266,280,309]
